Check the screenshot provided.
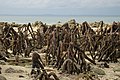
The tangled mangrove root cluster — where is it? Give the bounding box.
[0,20,120,79]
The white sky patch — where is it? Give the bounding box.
[1,0,50,8]
[0,0,120,9]
[0,0,120,15]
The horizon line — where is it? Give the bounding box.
[0,14,120,16]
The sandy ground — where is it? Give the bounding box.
[0,60,120,80]
[0,64,31,80]
[0,63,76,80]
[93,62,120,80]
[0,49,120,80]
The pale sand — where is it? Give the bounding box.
[0,61,120,80]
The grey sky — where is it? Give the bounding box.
[0,0,120,15]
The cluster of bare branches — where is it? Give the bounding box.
[0,20,120,77]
